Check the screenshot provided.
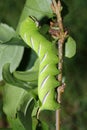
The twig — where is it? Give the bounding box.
[51,0,67,130]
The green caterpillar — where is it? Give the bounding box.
[20,17,60,111]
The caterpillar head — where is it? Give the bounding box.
[29,16,39,27]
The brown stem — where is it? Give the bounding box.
[56,40,64,130]
[51,0,67,130]
[56,109,61,130]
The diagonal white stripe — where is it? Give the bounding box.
[30,37,34,49]
[24,34,28,43]
[38,44,41,56]
[40,64,49,74]
[40,53,47,64]
[42,91,49,105]
[41,75,49,89]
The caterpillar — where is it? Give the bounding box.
[20,17,60,111]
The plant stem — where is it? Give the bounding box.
[56,40,63,130]
[51,0,67,130]
[56,108,61,130]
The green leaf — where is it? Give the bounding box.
[0,44,24,80]
[32,117,38,130]
[17,0,53,32]
[26,49,38,70]
[24,0,53,19]
[8,116,26,130]
[3,84,35,130]
[0,23,24,80]
[2,63,37,91]
[3,84,31,118]
[65,36,76,58]
[32,118,49,130]
[18,99,35,130]
[32,100,40,117]
[21,0,53,19]
[13,59,39,82]
[3,37,28,47]
[36,120,49,130]
[0,23,16,42]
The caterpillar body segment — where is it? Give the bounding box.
[20,17,60,111]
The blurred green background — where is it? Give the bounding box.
[0,0,87,129]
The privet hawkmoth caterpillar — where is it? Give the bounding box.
[20,17,60,111]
